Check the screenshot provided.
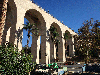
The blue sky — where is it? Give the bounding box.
[22,0,100,47]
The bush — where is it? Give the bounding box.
[0,42,36,75]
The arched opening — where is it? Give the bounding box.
[50,22,63,63]
[64,30,72,58]
[24,9,46,64]
[2,0,17,46]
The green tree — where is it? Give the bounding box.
[0,41,36,75]
[74,18,100,64]
[91,20,100,58]
[63,32,72,51]
[22,45,31,55]
[22,22,39,55]
[49,25,60,44]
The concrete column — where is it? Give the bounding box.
[69,36,74,57]
[6,27,11,43]
[69,38,71,57]
[50,36,54,64]
[58,36,63,62]
[31,33,38,63]
[45,34,50,64]
[41,28,46,64]
[46,27,50,64]
[36,36,40,64]
[1,24,11,45]
[63,37,66,62]
[1,5,12,45]
[46,41,50,64]
[72,36,75,56]
[54,44,56,59]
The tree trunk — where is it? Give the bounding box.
[86,50,89,64]
[0,0,8,45]
[65,39,68,50]
[26,30,30,55]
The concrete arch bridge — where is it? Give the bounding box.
[0,0,77,64]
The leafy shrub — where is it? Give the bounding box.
[0,42,36,75]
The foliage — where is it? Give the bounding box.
[74,18,100,64]
[23,21,39,37]
[63,32,72,51]
[91,20,100,57]
[0,42,36,75]
[63,32,72,40]
[49,25,60,44]
[22,45,31,55]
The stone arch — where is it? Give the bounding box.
[64,30,71,49]
[2,0,17,45]
[64,30,74,57]
[50,22,63,63]
[24,9,46,64]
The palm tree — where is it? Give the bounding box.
[63,32,72,57]
[22,22,39,55]
[0,0,8,45]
